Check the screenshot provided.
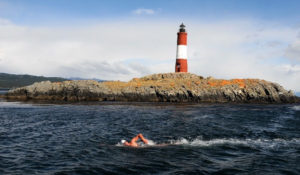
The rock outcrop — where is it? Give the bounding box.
[3,73,298,103]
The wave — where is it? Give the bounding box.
[170,138,300,147]
[0,101,34,108]
[291,105,300,111]
[0,101,51,108]
[117,138,300,148]
[116,139,156,147]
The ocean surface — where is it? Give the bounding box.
[0,99,299,175]
[0,90,8,95]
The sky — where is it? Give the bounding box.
[0,0,300,92]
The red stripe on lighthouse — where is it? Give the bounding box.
[177,32,187,45]
[175,59,188,72]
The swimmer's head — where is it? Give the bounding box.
[121,140,126,144]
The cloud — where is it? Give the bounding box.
[0,19,299,91]
[0,20,176,81]
[0,18,11,25]
[285,38,300,61]
[266,41,283,48]
[280,64,300,73]
[132,8,155,15]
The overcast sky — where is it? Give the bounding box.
[0,0,300,92]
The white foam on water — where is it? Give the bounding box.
[147,140,156,146]
[193,114,212,120]
[115,138,300,148]
[168,137,300,148]
[116,139,156,147]
[291,105,300,111]
[0,101,34,108]
[170,138,247,146]
[115,142,123,147]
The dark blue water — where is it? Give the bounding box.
[0,90,8,95]
[0,100,299,175]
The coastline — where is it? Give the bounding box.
[1,97,299,106]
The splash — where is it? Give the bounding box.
[116,139,156,147]
[147,140,156,146]
[116,138,300,148]
[291,105,300,111]
[168,137,300,148]
[0,101,35,108]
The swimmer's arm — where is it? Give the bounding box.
[138,134,148,144]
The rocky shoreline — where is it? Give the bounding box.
[1,73,298,103]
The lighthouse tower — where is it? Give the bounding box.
[175,23,188,72]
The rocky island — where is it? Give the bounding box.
[2,24,298,104]
[1,73,298,103]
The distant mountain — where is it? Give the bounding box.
[68,77,105,82]
[296,92,300,97]
[0,73,67,89]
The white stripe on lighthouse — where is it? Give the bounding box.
[176,45,187,59]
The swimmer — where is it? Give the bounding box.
[121,133,148,147]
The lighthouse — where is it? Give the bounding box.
[175,23,188,73]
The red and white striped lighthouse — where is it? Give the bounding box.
[175,23,188,73]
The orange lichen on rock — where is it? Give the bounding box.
[103,74,259,91]
[232,79,246,88]
[103,81,127,89]
[170,82,175,87]
[131,78,139,82]
[220,80,231,86]
[207,81,217,87]
[186,81,191,87]
[206,79,247,88]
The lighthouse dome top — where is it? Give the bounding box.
[179,23,186,32]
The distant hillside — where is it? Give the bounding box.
[0,73,67,89]
[69,77,105,82]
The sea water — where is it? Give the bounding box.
[0,100,299,174]
[0,90,8,95]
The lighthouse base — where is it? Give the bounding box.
[175,59,188,72]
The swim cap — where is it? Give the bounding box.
[121,140,126,144]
